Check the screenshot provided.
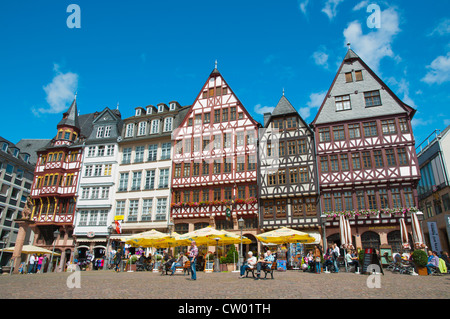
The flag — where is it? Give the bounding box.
[115,220,122,234]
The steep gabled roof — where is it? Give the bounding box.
[58,97,80,129]
[311,49,417,126]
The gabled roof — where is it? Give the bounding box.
[311,49,417,126]
[58,97,80,129]
[271,95,298,117]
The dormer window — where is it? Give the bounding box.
[138,121,147,136]
[136,109,142,116]
[13,149,19,158]
[158,105,164,113]
[125,123,135,138]
[2,143,8,152]
[23,154,30,163]
[151,119,159,134]
[96,126,104,138]
[65,131,71,140]
[146,107,153,114]
[170,103,176,111]
[164,117,173,132]
[104,126,112,137]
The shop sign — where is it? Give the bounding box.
[427,222,442,253]
[114,215,124,221]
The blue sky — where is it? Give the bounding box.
[0,0,449,149]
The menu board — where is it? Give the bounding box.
[362,248,374,274]
[204,260,214,272]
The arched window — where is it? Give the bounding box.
[387,230,401,252]
[361,231,381,250]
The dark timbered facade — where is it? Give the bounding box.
[311,49,421,250]
[259,95,319,234]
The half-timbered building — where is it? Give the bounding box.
[259,95,320,239]
[29,96,94,270]
[311,49,421,251]
[171,66,260,253]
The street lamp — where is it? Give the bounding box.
[167,221,174,255]
[238,217,245,269]
[48,229,60,273]
[103,225,113,270]
[214,237,221,272]
[320,214,327,250]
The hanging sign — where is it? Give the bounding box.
[427,222,442,253]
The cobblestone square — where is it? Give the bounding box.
[1,269,449,300]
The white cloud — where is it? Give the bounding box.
[429,18,450,37]
[444,119,450,126]
[322,0,345,20]
[422,53,450,85]
[343,7,401,72]
[387,77,417,108]
[299,0,310,16]
[254,104,275,115]
[411,117,433,129]
[299,91,326,119]
[312,50,329,68]
[352,1,369,11]
[33,64,78,116]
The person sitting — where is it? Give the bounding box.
[345,249,359,273]
[239,251,257,278]
[254,250,274,280]
[170,252,188,275]
[426,251,439,275]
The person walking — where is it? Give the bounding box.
[37,255,44,273]
[113,250,122,272]
[188,241,198,280]
[28,254,37,274]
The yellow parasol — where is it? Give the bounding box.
[125,229,169,247]
[256,227,316,244]
[0,245,61,256]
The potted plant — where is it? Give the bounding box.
[411,249,428,276]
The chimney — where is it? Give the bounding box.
[263,113,271,127]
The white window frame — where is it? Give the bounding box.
[151,119,159,134]
[164,117,173,132]
[125,123,135,137]
[138,121,147,136]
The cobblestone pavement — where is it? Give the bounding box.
[1,269,449,299]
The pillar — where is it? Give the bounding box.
[12,219,35,274]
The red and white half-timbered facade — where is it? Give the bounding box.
[171,67,260,248]
[311,49,422,251]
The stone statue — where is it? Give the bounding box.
[22,196,33,219]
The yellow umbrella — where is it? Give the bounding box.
[125,229,169,247]
[178,226,230,245]
[152,232,191,249]
[256,227,316,244]
[0,245,61,256]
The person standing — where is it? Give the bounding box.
[188,241,198,280]
[314,245,322,274]
[332,243,340,273]
[37,255,44,273]
[113,250,122,272]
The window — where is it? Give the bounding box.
[391,188,401,208]
[183,163,190,177]
[348,124,361,139]
[151,119,159,134]
[87,147,96,157]
[93,165,102,176]
[118,173,129,191]
[330,155,339,172]
[161,143,171,160]
[106,145,114,156]
[286,117,297,129]
[333,125,345,141]
[364,90,381,107]
[399,118,409,133]
[174,164,182,178]
[249,185,257,198]
[142,199,153,221]
[158,105,164,113]
[299,167,308,183]
[213,135,221,150]
[213,188,221,201]
[335,95,351,111]
[213,160,221,174]
[16,168,24,180]
[185,139,191,153]
[352,153,361,170]
[320,156,329,173]
[381,119,397,135]
[170,103,176,111]
[367,190,377,210]
[344,192,353,210]
[263,201,274,218]
[397,148,408,166]
[333,192,342,211]
[202,137,210,152]
[275,200,286,217]
[279,142,285,157]
[203,113,210,124]
[91,187,100,199]
[193,162,200,176]
[128,200,139,221]
[248,155,256,171]
[230,107,236,121]
[355,70,363,81]
[115,201,125,217]
[131,171,142,191]
[194,114,202,126]
[278,170,286,185]
[238,186,245,199]
[363,121,378,137]
[97,146,105,157]
[287,141,297,155]
[88,211,99,226]
[148,144,158,161]
[136,108,142,116]
[340,154,349,171]
[319,128,331,142]
[78,211,88,226]
[386,149,396,166]
[362,151,372,169]
[202,189,209,202]
[237,156,245,172]
[224,158,232,173]
[159,169,169,188]
[345,72,353,82]
[99,210,108,226]
[135,146,145,163]
[298,139,307,154]
[292,198,303,217]
[379,189,389,209]
[125,123,134,137]
[268,173,276,186]
[2,143,8,152]
[323,193,332,212]
[202,160,209,176]
[214,110,221,123]
[104,126,111,137]
[96,126,104,138]
[236,131,245,147]
[224,133,232,148]
[101,187,109,199]
[374,150,383,168]
[222,87,228,95]
[138,122,147,136]
[224,187,232,201]
[356,191,365,210]
[404,187,414,207]
[193,137,201,152]
[222,108,228,122]
[122,147,132,164]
